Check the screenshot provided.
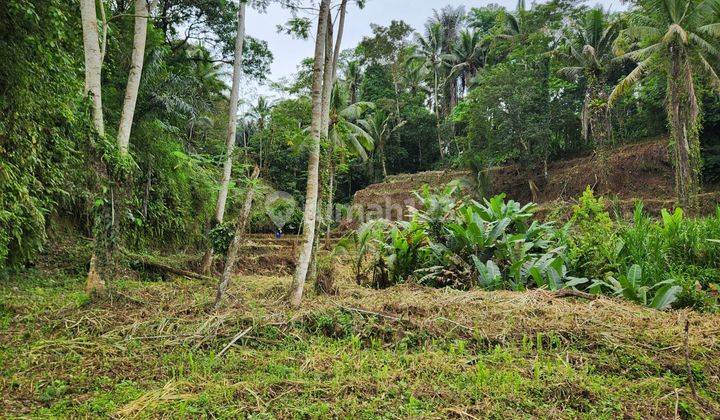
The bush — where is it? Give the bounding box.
[344,186,581,292]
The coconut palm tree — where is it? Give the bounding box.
[359,110,406,180]
[402,59,431,97]
[557,8,620,147]
[324,88,376,242]
[445,29,488,98]
[430,5,467,111]
[501,0,529,41]
[246,97,273,131]
[609,0,720,207]
[413,22,445,157]
[245,96,274,170]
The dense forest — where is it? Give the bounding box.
[2,0,720,417]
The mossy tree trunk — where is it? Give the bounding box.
[667,43,700,209]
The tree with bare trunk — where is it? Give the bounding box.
[323,0,349,246]
[201,1,247,274]
[80,0,107,295]
[288,0,330,308]
[80,0,104,136]
[117,0,156,155]
[213,165,260,309]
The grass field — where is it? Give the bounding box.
[1,267,719,418]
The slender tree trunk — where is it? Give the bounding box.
[80,0,104,135]
[214,166,260,309]
[324,0,348,247]
[201,2,247,274]
[308,7,334,285]
[99,0,108,65]
[320,12,335,138]
[324,159,336,246]
[289,0,330,308]
[434,67,444,159]
[80,0,107,295]
[668,45,700,208]
[117,0,153,155]
[380,135,388,179]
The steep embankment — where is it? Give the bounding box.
[353,139,720,219]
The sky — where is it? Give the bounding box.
[241,0,623,101]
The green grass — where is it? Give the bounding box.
[1,270,718,418]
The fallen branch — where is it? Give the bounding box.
[219,327,253,356]
[121,249,215,283]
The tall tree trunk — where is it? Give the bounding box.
[289,0,330,308]
[309,4,335,285]
[324,0,348,247]
[324,159,336,246]
[668,45,700,209]
[117,0,153,155]
[80,0,104,135]
[80,0,107,295]
[201,2,247,274]
[214,166,260,309]
[434,67,444,159]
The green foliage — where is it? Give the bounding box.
[0,0,97,268]
[592,264,682,310]
[359,64,395,103]
[568,188,622,279]
[568,198,720,310]
[346,187,578,292]
[208,222,235,257]
[345,186,719,310]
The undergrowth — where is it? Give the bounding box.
[1,271,719,418]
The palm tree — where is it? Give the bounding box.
[245,96,274,170]
[324,88,376,242]
[345,60,362,104]
[430,5,467,111]
[359,110,406,180]
[402,59,431,97]
[431,5,466,51]
[246,97,273,131]
[445,29,487,98]
[557,8,620,147]
[501,0,529,41]
[609,0,720,207]
[413,22,445,157]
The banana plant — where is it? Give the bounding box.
[592,264,681,310]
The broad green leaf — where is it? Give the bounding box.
[649,285,682,310]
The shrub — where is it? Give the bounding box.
[344,188,579,292]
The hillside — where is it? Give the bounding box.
[353,139,720,220]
